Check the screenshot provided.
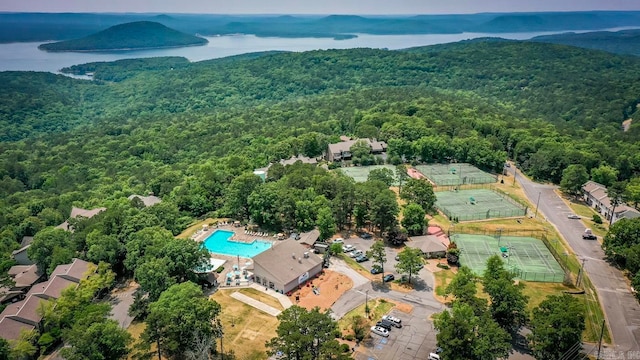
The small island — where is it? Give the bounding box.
[38,21,208,52]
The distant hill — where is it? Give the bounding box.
[38,21,207,52]
[530,29,640,56]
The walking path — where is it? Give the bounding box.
[230,292,282,316]
[248,283,293,309]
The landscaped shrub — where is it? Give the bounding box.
[592,214,603,224]
[340,343,351,353]
[215,266,225,273]
[437,263,450,270]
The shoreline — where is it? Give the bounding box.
[39,41,207,53]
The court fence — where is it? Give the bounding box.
[450,228,570,283]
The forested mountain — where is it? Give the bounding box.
[38,21,208,51]
[2,39,640,281]
[3,11,640,43]
[530,29,640,56]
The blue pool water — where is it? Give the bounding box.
[203,230,272,258]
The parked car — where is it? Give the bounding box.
[349,250,363,258]
[383,274,395,282]
[375,320,393,330]
[355,255,369,262]
[428,353,440,360]
[382,315,403,327]
[370,326,389,337]
[582,229,597,240]
[359,232,373,239]
[394,254,400,261]
[370,267,383,274]
[333,238,344,244]
[342,244,354,252]
[567,214,580,219]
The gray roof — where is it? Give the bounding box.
[49,258,93,283]
[409,235,447,253]
[20,236,33,248]
[280,155,318,166]
[298,229,320,245]
[128,194,162,207]
[8,264,42,288]
[253,239,322,285]
[0,317,35,341]
[56,206,106,231]
[327,138,387,155]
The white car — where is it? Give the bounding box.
[342,244,355,253]
[370,326,389,337]
[382,315,402,326]
[332,238,344,244]
[349,250,363,258]
[567,214,580,219]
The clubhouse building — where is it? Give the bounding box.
[252,239,323,294]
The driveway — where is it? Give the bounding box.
[508,166,640,352]
[109,283,139,329]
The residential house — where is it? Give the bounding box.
[0,265,44,305]
[128,194,162,207]
[10,237,34,265]
[252,239,323,294]
[582,181,640,223]
[0,259,94,341]
[55,206,107,232]
[326,138,387,162]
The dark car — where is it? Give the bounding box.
[376,320,393,330]
[359,232,373,239]
[371,267,383,274]
[583,234,597,240]
[383,274,395,282]
[355,255,369,263]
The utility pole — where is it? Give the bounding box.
[596,319,605,359]
[534,192,541,218]
[512,168,517,185]
[365,290,370,319]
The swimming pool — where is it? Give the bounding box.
[202,230,272,258]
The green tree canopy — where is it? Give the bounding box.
[265,305,343,360]
[529,294,586,360]
[559,164,589,195]
[143,282,222,359]
[394,246,423,284]
[482,255,529,332]
[401,203,427,236]
[367,167,395,187]
[399,178,436,213]
[61,319,132,360]
[367,240,387,278]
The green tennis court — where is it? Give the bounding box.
[415,163,496,186]
[435,189,526,221]
[339,165,400,184]
[452,234,565,283]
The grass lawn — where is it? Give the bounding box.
[560,191,609,238]
[238,288,284,311]
[127,321,167,360]
[210,289,280,360]
[337,298,395,335]
[176,217,216,239]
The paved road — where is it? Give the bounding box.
[329,258,443,360]
[109,284,138,329]
[508,166,640,352]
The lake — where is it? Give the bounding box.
[1,27,637,74]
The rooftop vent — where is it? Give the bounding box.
[292,253,296,259]
[303,252,309,258]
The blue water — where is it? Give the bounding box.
[203,229,272,258]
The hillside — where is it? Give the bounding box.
[530,29,640,56]
[38,21,207,51]
[4,12,640,43]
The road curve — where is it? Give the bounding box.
[509,166,640,352]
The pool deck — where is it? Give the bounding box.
[191,223,278,244]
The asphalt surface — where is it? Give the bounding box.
[508,166,640,352]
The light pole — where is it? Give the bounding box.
[534,192,541,218]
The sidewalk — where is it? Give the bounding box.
[230,292,282,316]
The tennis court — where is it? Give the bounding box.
[435,189,526,221]
[415,163,496,186]
[452,234,565,283]
[339,165,400,184]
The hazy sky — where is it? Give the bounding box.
[2,0,640,15]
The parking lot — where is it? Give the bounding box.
[329,234,442,359]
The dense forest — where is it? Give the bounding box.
[531,29,640,56]
[38,21,208,52]
[3,11,640,42]
[2,38,640,356]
